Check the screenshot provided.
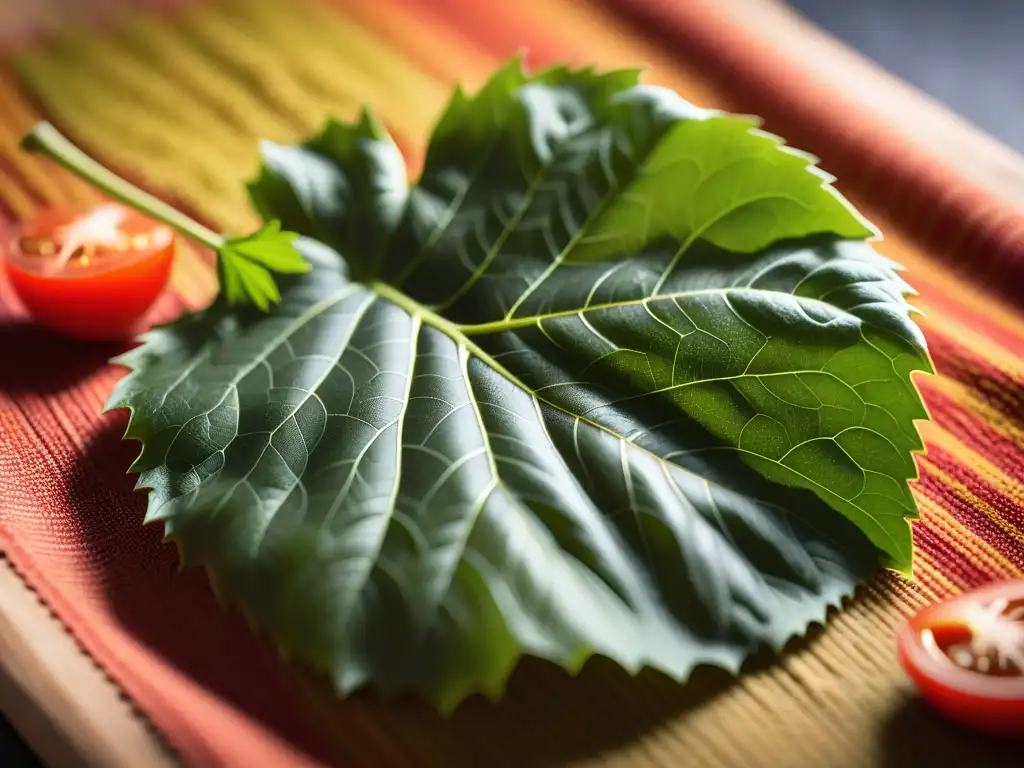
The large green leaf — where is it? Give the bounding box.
[110,61,929,711]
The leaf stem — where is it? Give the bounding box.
[21,122,226,250]
[370,281,523,386]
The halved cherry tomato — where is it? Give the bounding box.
[3,204,174,340]
[898,580,1024,738]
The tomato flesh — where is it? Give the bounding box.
[3,204,174,341]
[898,580,1024,738]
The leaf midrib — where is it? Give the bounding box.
[369,278,881,411]
[443,286,841,335]
[139,274,905,563]
[368,278,909,565]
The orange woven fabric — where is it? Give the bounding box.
[1,1,1023,766]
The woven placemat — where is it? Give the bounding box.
[1,0,1022,765]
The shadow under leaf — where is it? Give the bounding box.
[0,320,120,397]
[879,692,1020,768]
[65,417,746,767]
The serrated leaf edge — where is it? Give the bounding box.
[100,57,934,711]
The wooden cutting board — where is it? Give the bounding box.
[0,4,173,763]
[0,559,173,767]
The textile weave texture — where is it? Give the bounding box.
[1,0,1022,765]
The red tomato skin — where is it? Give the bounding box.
[899,637,1024,737]
[898,582,1024,739]
[3,207,174,341]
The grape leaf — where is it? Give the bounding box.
[109,61,930,711]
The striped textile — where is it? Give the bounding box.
[0,0,1022,765]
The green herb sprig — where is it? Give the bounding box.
[21,122,309,311]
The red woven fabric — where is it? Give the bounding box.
[1,1,1023,766]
